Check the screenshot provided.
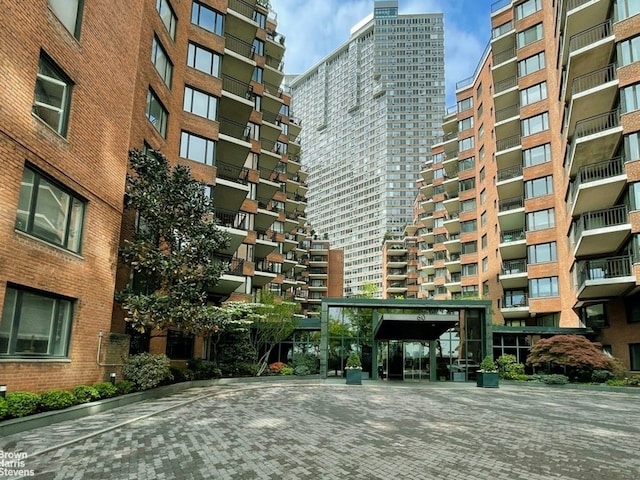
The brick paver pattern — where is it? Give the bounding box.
[1,381,639,479]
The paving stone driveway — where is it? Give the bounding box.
[1,380,639,479]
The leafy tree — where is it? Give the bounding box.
[526,335,616,381]
[116,149,230,336]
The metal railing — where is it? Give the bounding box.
[576,256,633,285]
[265,55,283,71]
[263,82,283,97]
[574,108,620,139]
[503,293,528,308]
[228,0,254,18]
[573,204,628,239]
[493,47,516,65]
[262,110,279,125]
[216,161,249,185]
[495,104,520,122]
[499,196,524,212]
[569,156,625,201]
[500,228,526,243]
[498,165,523,182]
[501,259,527,275]
[219,116,250,139]
[567,0,593,11]
[494,76,517,94]
[568,20,612,53]
[225,34,254,59]
[496,134,521,151]
[215,210,247,230]
[571,63,617,97]
[222,75,252,99]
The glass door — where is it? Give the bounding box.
[404,342,429,380]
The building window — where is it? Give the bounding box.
[462,263,478,276]
[253,10,266,28]
[33,53,73,136]
[482,257,488,272]
[183,86,218,121]
[151,36,173,87]
[459,136,475,152]
[459,177,476,192]
[461,198,477,212]
[146,89,168,137]
[525,175,553,198]
[529,276,559,298]
[520,82,547,106]
[481,234,487,249]
[618,35,640,66]
[165,330,194,360]
[180,131,215,165]
[518,51,545,77]
[516,23,543,49]
[522,112,549,136]
[458,117,474,132]
[156,0,176,40]
[191,1,224,35]
[253,39,265,56]
[187,42,221,77]
[615,0,640,22]
[621,83,640,113]
[480,189,486,204]
[462,285,478,297]
[481,211,487,226]
[48,0,83,38]
[458,157,475,172]
[526,208,555,231]
[461,220,477,233]
[581,304,607,328]
[0,286,73,358]
[537,313,559,327]
[16,166,85,252]
[528,242,557,263]
[625,292,640,323]
[515,0,542,19]
[461,241,477,254]
[252,67,263,83]
[629,343,640,371]
[624,132,640,162]
[523,143,551,167]
[457,97,473,112]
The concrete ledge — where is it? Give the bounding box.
[501,380,640,394]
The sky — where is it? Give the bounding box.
[270,0,494,106]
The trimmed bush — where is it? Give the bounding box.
[606,379,626,387]
[591,370,614,384]
[280,366,294,375]
[294,365,310,376]
[73,385,100,404]
[39,390,76,411]
[115,380,136,395]
[542,374,568,385]
[93,382,118,399]
[497,354,525,380]
[6,392,40,418]
[187,358,221,380]
[122,353,173,390]
[291,353,319,374]
[627,375,640,387]
[0,398,8,420]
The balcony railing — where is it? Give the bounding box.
[499,196,524,212]
[494,76,517,94]
[222,75,252,99]
[573,204,628,239]
[491,0,511,12]
[567,0,593,11]
[574,109,619,139]
[217,161,249,185]
[577,255,633,285]
[501,259,527,275]
[493,47,516,65]
[265,55,283,71]
[498,165,523,182]
[262,110,279,125]
[496,104,520,123]
[215,210,247,230]
[568,20,612,53]
[264,82,283,97]
[219,116,250,139]
[503,293,529,308]
[492,20,513,39]
[228,0,254,19]
[225,34,254,59]
[501,228,526,243]
[569,156,624,201]
[571,63,617,97]
[496,134,521,152]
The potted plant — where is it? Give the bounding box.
[345,351,363,385]
[476,356,499,388]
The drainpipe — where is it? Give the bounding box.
[96,330,125,367]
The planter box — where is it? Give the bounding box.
[346,369,362,385]
[476,372,499,388]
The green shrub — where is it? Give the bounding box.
[39,390,76,411]
[73,385,100,404]
[591,370,614,384]
[122,353,173,390]
[480,356,497,372]
[510,374,529,382]
[291,353,319,374]
[606,379,626,387]
[542,374,568,385]
[6,392,40,418]
[627,375,640,386]
[0,398,8,420]
[294,365,310,376]
[280,366,294,375]
[93,382,117,399]
[237,362,259,376]
[187,358,221,380]
[169,367,188,383]
[115,380,136,395]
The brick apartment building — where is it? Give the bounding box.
[0,0,310,392]
[411,0,640,370]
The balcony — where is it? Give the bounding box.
[445,273,462,293]
[494,76,517,96]
[496,134,521,161]
[215,162,250,212]
[501,292,529,319]
[497,165,524,199]
[386,281,409,294]
[500,259,528,289]
[575,255,636,301]
[495,104,520,140]
[209,257,245,296]
[566,109,622,177]
[443,211,461,235]
[491,20,515,55]
[215,210,247,255]
[498,196,525,232]
[217,117,252,167]
[564,19,614,91]
[564,63,618,138]
[491,47,517,85]
[444,254,461,273]
[220,75,254,121]
[500,227,526,260]
[569,156,626,217]
[561,0,611,68]
[571,205,631,257]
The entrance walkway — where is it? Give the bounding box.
[1,380,639,479]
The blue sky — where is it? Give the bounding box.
[270,0,494,106]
